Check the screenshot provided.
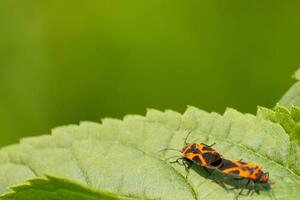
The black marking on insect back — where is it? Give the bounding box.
[218,159,238,170]
[184,147,194,154]
[202,146,214,151]
[192,156,202,164]
[255,172,265,182]
[190,143,201,153]
[202,153,212,161]
[203,153,221,164]
[246,167,254,174]
[209,158,223,168]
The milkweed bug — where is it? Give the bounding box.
[161,131,223,175]
[216,159,269,196]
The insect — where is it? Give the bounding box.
[162,131,223,175]
[216,158,269,195]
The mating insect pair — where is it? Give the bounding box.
[162,131,269,194]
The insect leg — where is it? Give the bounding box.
[169,157,185,165]
[245,179,251,187]
[182,158,193,178]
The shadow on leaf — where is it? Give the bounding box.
[189,164,272,198]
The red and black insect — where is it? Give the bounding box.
[179,142,223,169]
[217,159,269,184]
[216,158,269,195]
[163,131,223,174]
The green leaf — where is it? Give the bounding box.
[279,69,300,108]
[0,107,299,199]
[257,105,300,143]
[257,105,294,134]
[291,106,300,123]
[293,68,300,81]
[0,175,136,200]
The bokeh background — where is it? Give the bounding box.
[0,1,300,147]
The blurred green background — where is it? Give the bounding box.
[0,0,300,147]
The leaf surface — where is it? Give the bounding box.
[0,176,136,200]
[257,105,300,144]
[0,107,299,200]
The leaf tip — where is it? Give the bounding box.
[293,68,300,81]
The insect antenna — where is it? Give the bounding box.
[183,130,193,146]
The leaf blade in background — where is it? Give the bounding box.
[279,69,300,108]
[257,105,300,145]
[0,175,138,200]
